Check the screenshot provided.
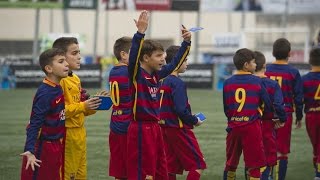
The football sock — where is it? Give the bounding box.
[223,170,236,180]
[186,170,200,180]
[316,163,320,178]
[276,156,288,180]
[260,166,270,180]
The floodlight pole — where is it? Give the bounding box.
[93,2,99,63]
[32,8,40,64]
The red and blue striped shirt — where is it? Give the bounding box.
[109,63,133,134]
[159,75,198,128]
[302,70,320,113]
[24,78,65,154]
[128,32,190,122]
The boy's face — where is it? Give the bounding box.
[65,43,81,70]
[47,55,69,78]
[244,59,256,73]
[177,58,188,73]
[145,50,165,72]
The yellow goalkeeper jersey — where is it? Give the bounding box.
[60,73,95,128]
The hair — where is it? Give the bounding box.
[52,37,79,53]
[309,47,320,66]
[39,48,65,74]
[113,36,132,61]
[272,38,291,60]
[165,45,180,64]
[312,28,320,46]
[233,48,255,70]
[139,39,164,62]
[254,51,266,72]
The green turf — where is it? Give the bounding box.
[0,89,314,179]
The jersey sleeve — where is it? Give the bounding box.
[158,41,191,79]
[24,93,50,154]
[59,78,86,119]
[128,32,145,82]
[273,82,287,122]
[172,79,198,125]
[293,71,303,120]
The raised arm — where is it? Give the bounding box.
[128,10,149,82]
[159,26,191,79]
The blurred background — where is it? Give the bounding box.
[0,0,319,90]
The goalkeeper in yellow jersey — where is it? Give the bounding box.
[53,37,102,180]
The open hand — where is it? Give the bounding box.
[134,10,149,34]
[20,151,41,171]
[84,97,101,110]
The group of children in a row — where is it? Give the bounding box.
[223,38,320,180]
[20,10,206,180]
[20,10,320,180]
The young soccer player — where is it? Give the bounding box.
[301,47,320,179]
[108,36,133,179]
[159,45,206,180]
[20,48,69,180]
[223,48,272,180]
[265,38,303,180]
[127,10,191,180]
[52,37,102,180]
[253,51,287,180]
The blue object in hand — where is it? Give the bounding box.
[189,27,204,32]
[94,96,113,110]
[195,112,206,121]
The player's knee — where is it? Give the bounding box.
[195,169,203,174]
[277,152,288,158]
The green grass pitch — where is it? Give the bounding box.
[0,89,314,179]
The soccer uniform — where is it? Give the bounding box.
[302,70,320,177]
[159,75,207,175]
[127,32,190,180]
[260,76,287,166]
[223,71,271,178]
[265,61,303,154]
[21,78,65,180]
[108,63,133,178]
[60,73,96,180]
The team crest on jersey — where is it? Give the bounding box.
[59,109,65,121]
[148,86,159,99]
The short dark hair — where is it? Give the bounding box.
[139,39,164,62]
[254,51,266,72]
[309,47,320,66]
[52,37,78,53]
[165,45,180,64]
[113,36,132,61]
[39,48,65,74]
[233,48,255,70]
[273,38,291,60]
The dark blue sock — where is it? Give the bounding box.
[261,166,271,180]
[276,158,288,180]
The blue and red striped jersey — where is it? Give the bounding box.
[265,61,303,120]
[109,63,133,134]
[128,32,190,122]
[24,78,65,154]
[223,72,271,128]
[159,75,198,128]
[259,76,287,122]
[302,71,320,113]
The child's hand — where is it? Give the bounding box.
[84,97,101,110]
[195,118,203,127]
[20,151,41,171]
[181,25,191,42]
[134,10,149,34]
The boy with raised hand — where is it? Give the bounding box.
[127,10,191,180]
[108,36,133,180]
[52,37,102,180]
[253,51,287,180]
[223,48,272,180]
[20,48,69,180]
[265,38,303,180]
[301,48,320,180]
[159,45,207,180]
